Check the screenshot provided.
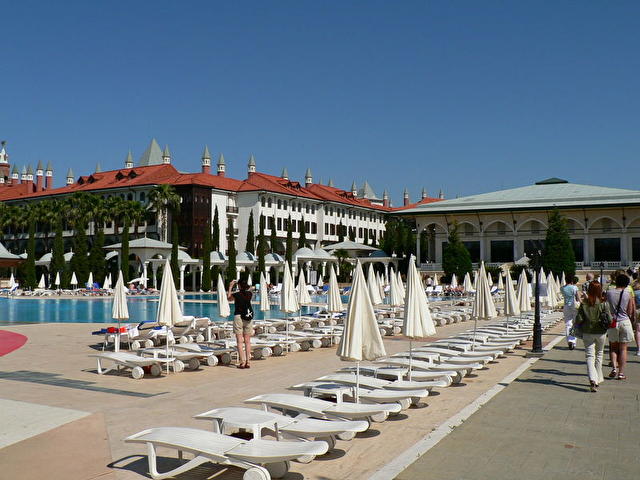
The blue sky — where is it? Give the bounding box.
[1,1,639,205]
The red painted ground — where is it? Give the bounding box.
[0,330,28,356]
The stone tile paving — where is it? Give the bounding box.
[397,343,640,480]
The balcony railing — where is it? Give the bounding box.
[226,206,239,214]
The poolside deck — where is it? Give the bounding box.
[0,317,563,479]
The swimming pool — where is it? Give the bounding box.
[0,294,458,325]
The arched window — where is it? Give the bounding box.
[277,199,281,209]
[268,197,272,208]
[261,197,265,207]
[139,192,145,203]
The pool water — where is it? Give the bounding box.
[0,294,456,326]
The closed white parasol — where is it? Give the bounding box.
[337,261,386,401]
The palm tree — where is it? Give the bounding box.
[127,201,147,239]
[148,184,181,242]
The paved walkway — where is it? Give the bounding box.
[397,341,640,480]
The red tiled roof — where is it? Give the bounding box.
[237,172,323,200]
[306,184,391,211]
[0,163,433,212]
[391,197,442,211]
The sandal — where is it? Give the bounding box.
[589,381,597,392]
[237,364,246,369]
[608,369,617,378]
[244,363,251,369]
[617,373,626,380]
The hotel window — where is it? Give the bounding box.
[139,192,145,202]
[277,218,282,230]
[261,197,265,207]
[298,203,302,212]
[359,227,363,237]
[305,204,309,214]
[268,197,272,208]
[311,205,315,214]
[330,224,336,235]
[284,200,288,209]
[277,199,281,209]
[305,221,309,231]
[325,224,329,234]
[311,222,317,234]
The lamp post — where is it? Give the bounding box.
[528,245,544,354]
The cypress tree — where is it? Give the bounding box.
[348,227,356,242]
[338,221,345,242]
[257,214,266,275]
[171,220,180,286]
[23,218,37,289]
[380,220,396,255]
[88,227,106,285]
[442,223,472,281]
[50,218,65,286]
[225,218,237,283]
[120,218,130,282]
[201,218,212,291]
[211,206,220,251]
[371,231,377,247]
[543,209,576,278]
[70,220,90,287]
[245,210,255,254]
[363,227,369,245]
[285,215,293,265]
[270,217,278,253]
[298,216,307,249]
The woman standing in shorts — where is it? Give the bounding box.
[227,279,254,369]
[606,274,636,380]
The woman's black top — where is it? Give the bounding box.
[233,291,253,317]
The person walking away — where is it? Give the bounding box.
[632,278,640,356]
[561,276,581,350]
[582,273,594,297]
[227,279,254,369]
[574,281,610,392]
[606,273,636,380]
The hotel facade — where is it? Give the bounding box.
[397,178,640,272]
[0,140,439,263]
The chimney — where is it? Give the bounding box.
[45,161,53,189]
[383,189,390,208]
[247,154,256,176]
[0,141,9,182]
[281,167,289,181]
[162,145,171,164]
[304,168,313,187]
[10,165,19,185]
[66,168,74,185]
[201,145,211,174]
[124,150,134,168]
[217,153,226,177]
[26,165,34,189]
[403,188,409,206]
[36,160,44,192]
[439,189,445,199]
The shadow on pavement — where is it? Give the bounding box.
[514,377,588,392]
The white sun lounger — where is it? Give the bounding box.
[89,352,174,379]
[139,346,218,369]
[291,381,428,409]
[393,349,495,365]
[125,426,328,480]
[376,357,480,377]
[340,365,457,385]
[318,373,448,391]
[416,346,499,362]
[246,393,401,424]
[194,406,368,447]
